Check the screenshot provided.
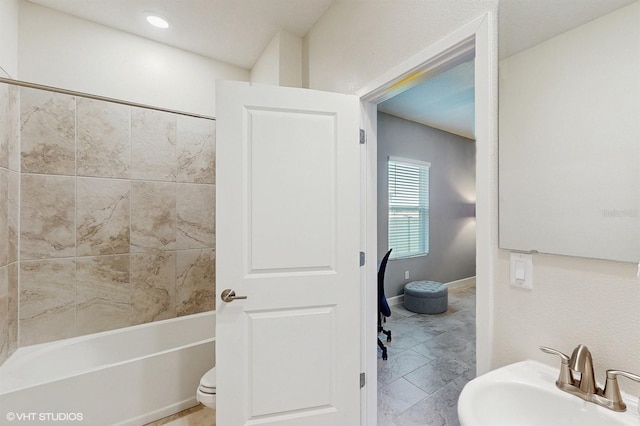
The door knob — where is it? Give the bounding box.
[221,289,247,303]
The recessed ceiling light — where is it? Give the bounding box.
[146,14,169,29]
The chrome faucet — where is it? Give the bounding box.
[540,344,640,412]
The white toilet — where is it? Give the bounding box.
[196,367,216,410]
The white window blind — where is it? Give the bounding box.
[388,157,430,259]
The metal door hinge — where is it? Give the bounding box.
[360,372,366,388]
[360,128,366,144]
[359,251,365,266]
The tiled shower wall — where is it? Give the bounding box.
[0,80,19,364]
[3,83,216,350]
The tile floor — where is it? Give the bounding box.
[378,281,476,426]
[148,281,475,426]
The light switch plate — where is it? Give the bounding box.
[514,260,526,280]
[510,253,533,289]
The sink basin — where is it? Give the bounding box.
[458,360,640,426]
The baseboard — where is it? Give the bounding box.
[116,398,199,426]
[445,276,476,289]
[387,294,404,306]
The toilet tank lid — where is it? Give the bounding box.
[201,367,217,388]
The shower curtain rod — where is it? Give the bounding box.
[0,76,216,121]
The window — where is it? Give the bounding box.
[388,157,430,259]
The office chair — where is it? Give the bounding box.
[378,249,392,360]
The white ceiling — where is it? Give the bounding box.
[25,0,638,138]
[25,0,335,70]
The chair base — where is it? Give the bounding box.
[378,319,392,360]
[378,337,388,360]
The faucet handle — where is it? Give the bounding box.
[540,346,570,363]
[603,369,640,412]
[539,346,573,386]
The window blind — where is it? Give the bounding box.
[388,157,430,259]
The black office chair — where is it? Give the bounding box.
[378,249,392,360]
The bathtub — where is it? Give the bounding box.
[0,311,215,426]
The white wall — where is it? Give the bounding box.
[18,1,249,117]
[251,32,281,86]
[494,253,640,393]
[278,31,302,88]
[0,0,19,77]
[251,30,302,87]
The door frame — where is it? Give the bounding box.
[357,13,496,424]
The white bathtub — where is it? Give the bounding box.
[0,311,215,426]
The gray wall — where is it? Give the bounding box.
[377,113,476,297]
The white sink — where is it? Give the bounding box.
[458,360,640,426]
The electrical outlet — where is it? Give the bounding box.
[404,271,410,279]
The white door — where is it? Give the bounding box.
[216,81,362,426]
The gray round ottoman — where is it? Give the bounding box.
[404,281,448,314]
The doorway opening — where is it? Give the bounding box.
[374,57,477,424]
[357,14,495,426]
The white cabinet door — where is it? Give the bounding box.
[216,81,361,426]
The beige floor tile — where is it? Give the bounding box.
[145,405,215,426]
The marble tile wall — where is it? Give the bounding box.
[9,85,216,348]
[0,80,19,365]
